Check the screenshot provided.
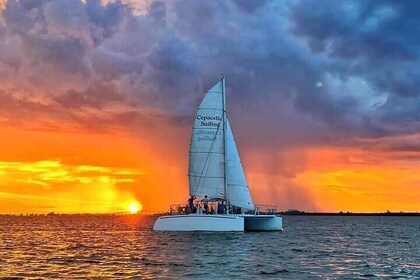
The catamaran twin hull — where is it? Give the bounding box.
[153,214,283,232]
[153,77,283,232]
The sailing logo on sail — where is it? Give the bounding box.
[197,115,222,127]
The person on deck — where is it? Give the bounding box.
[202,195,209,214]
[217,201,226,214]
[221,201,226,214]
[187,195,196,214]
[217,202,222,214]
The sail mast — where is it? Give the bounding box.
[222,75,229,213]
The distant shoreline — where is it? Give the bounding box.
[0,212,419,217]
[278,212,420,217]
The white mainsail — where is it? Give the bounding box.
[188,81,225,199]
[188,78,254,210]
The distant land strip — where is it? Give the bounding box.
[0,211,419,217]
[279,210,420,216]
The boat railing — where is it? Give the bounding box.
[169,202,222,215]
[168,203,278,215]
[169,204,188,215]
[251,204,277,215]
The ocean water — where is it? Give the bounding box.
[0,215,419,279]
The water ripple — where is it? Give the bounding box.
[0,215,419,279]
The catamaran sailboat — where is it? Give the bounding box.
[153,77,282,231]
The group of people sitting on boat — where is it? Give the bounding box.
[183,195,241,215]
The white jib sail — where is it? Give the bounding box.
[188,81,225,199]
[226,119,254,210]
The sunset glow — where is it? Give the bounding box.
[0,0,418,214]
[128,202,142,214]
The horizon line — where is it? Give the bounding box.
[1,211,419,216]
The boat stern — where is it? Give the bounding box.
[243,215,283,231]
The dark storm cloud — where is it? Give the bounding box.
[1,0,125,76]
[0,0,419,145]
[290,1,418,61]
[289,0,420,118]
[159,0,418,141]
[3,0,124,44]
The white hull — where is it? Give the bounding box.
[153,214,244,231]
[153,214,282,232]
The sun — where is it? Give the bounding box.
[128,202,142,214]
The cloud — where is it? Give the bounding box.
[0,0,418,141]
[55,84,123,109]
[289,0,420,128]
[1,0,418,143]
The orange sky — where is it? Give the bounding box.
[0,124,418,213]
[0,123,190,214]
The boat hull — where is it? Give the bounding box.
[153,214,244,231]
[242,215,283,231]
[153,214,283,231]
